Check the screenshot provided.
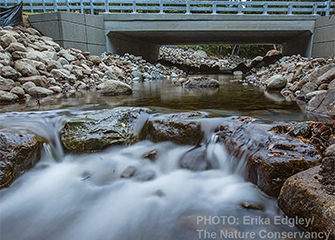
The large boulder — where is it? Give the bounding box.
[217,117,320,196]
[139,112,206,145]
[61,107,148,153]
[266,74,287,90]
[0,128,46,188]
[96,80,132,96]
[306,89,335,118]
[278,166,335,239]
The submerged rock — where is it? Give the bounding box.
[217,117,320,196]
[179,145,212,171]
[278,166,335,239]
[61,107,148,153]
[182,76,219,89]
[120,166,137,179]
[0,128,46,189]
[139,112,206,145]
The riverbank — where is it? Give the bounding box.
[0,25,184,104]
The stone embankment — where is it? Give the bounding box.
[0,25,183,104]
[244,54,335,118]
[159,46,246,73]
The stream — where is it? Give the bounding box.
[0,75,310,240]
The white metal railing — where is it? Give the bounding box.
[1,0,334,16]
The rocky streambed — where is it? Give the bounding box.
[1,24,335,240]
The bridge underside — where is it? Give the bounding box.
[105,14,316,62]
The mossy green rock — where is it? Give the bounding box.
[0,128,46,189]
[61,107,148,153]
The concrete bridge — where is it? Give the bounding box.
[8,0,333,61]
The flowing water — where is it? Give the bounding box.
[0,75,310,240]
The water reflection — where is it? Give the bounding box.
[0,75,305,122]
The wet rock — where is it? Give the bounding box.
[96,80,132,96]
[142,149,158,162]
[288,122,311,138]
[120,166,137,178]
[217,118,320,196]
[10,87,25,99]
[139,112,206,145]
[27,87,54,98]
[61,107,147,153]
[266,75,287,90]
[0,66,21,80]
[182,76,219,88]
[306,89,335,118]
[278,166,335,238]
[314,65,335,86]
[0,128,46,188]
[0,90,19,103]
[135,170,156,181]
[180,146,211,171]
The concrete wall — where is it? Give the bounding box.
[29,12,106,55]
[312,16,335,58]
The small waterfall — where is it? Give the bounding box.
[0,109,309,240]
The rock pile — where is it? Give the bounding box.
[244,54,335,118]
[159,46,246,71]
[0,25,183,105]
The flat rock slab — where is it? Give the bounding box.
[139,112,207,145]
[278,166,335,239]
[217,117,320,196]
[0,128,46,189]
[61,107,148,153]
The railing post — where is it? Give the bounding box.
[263,2,268,15]
[186,1,191,14]
[212,2,217,14]
[43,0,46,13]
[66,0,70,12]
[132,0,136,13]
[326,0,331,16]
[237,2,243,14]
[80,0,84,14]
[288,3,293,15]
[159,0,164,14]
[29,0,33,13]
[105,0,108,13]
[90,0,94,15]
[312,2,318,15]
[54,0,58,12]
